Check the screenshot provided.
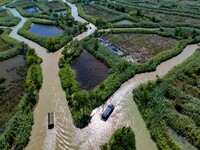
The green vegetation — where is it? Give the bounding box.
[0,37,11,53]
[77,0,200,30]
[7,0,68,20]
[0,28,27,61]
[0,47,42,149]
[133,49,200,149]
[59,26,194,128]
[0,9,21,27]
[18,18,86,52]
[101,127,136,150]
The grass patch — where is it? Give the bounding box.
[133,48,200,149]
[0,9,21,27]
[147,11,200,25]
[101,127,136,150]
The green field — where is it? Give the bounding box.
[0,38,12,52]
[133,49,200,149]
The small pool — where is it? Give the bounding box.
[24,7,41,13]
[57,11,66,16]
[114,19,133,25]
[29,23,64,38]
[71,50,109,90]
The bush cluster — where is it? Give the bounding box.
[0,47,42,150]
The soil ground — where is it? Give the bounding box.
[46,1,64,9]
[83,5,116,20]
[101,33,177,62]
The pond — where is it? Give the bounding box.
[24,7,41,13]
[57,11,66,16]
[0,55,25,86]
[29,23,64,38]
[71,50,109,90]
[114,19,133,25]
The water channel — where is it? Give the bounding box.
[1,0,199,149]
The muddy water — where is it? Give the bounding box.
[3,2,95,150]
[78,44,198,150]
[0,55,25,86]
[2,1,199,150]
[71,50,109,90]
[29,23,64,37]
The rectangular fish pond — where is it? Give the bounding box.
[71,50,109,90]
[24,7,41,13]
[28,23,64,38]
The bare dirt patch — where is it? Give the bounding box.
[101,33,177,63]
[83,5,116,20]
[46,1,64,9]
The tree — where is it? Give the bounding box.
[46,37,59,51]
[49,8,53,13]
[101,127,136,150]
[74,90,89,118]
[136,9,144,17]
[174,27,182,36]
[93,38,99,51]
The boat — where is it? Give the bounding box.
[102,104,115,121]
[48,112,54,129]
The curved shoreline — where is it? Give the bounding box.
[0,1,199,150]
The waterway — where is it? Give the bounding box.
[1,0,199,150]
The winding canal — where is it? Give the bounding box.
[1,1,199,150]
